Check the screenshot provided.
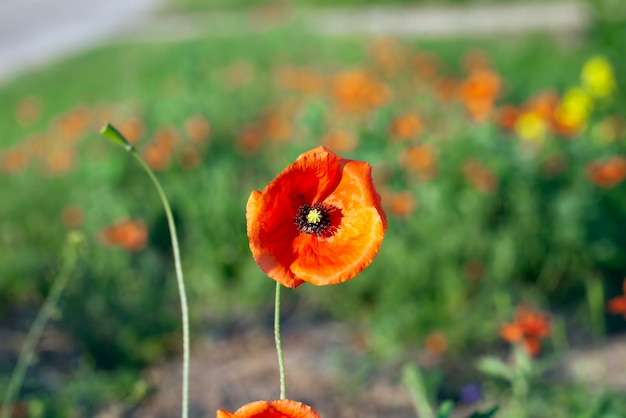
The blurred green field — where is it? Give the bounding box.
[1,6,626,417]
[168,0,555,12]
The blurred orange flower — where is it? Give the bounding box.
[275,66,325,94]
[44,147,76,175]
[425,331,448,355]
[501,306,551,356]
[400,145,437,180]
[385,190,417,219]
[236,125,265,156]
[607,278,626,318]
[369,37,407,76]
[412,52,440,80]
[142,126,180,171]
[498,104,519,131]
[459,69,502,122]
[389,113,422,141]
[462,158,498,194]
[119,116,146,144]
[321,130,358,152]
[57,106,92,142]
[433,77,459,103]
[246,146,387,288]
[178,145,203,170]
[61,205,84,229]
[525,91,559,122]
[142,144,172,171]
[0,148,29,173]
[217,400,320,418]
[586,156,626,189]
[263,111,292,143]
[99,219,148,252]
[330,69,390,113]
[462,49,491,73]
[184,114,211,144]
[153,125,180,151]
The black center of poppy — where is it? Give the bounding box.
[294,202,333,236]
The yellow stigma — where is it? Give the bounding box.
[306,208,322,224]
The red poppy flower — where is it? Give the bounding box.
[99,218,148,252]
[607,278,626,318]
[246,146,387,288]
[586,156,626,189]
[216,400,320,418]
[501,306,551,356]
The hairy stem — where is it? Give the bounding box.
[274,282,286,399]
[100,123,190,418]
[1,232,82,418]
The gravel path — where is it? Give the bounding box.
[0,0,161,84]
[0,1,588,85]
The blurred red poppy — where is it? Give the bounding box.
[607,278,626,318]
[586,156,626,189]
[501,306,551,356]
[246,146,387,288]
[99,218,148,252]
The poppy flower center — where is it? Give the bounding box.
[295,202,334,236]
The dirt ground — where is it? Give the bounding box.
[130,322,428,418]
[3,309,626,418]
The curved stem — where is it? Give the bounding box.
[274,282,286,400]
[1,232,82,418]
[132,153,190,418]
[100,123,190,418]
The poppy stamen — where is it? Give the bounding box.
[295,202,333,236]
[307,208,322,224]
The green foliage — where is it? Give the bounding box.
[169,0,552,12]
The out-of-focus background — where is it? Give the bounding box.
[1,0,625,416]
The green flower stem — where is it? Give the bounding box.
[585,278,605,342]
[100,123,190,418]
[274,282,286,400]
[1,232,82,418]
[402,364,435,418]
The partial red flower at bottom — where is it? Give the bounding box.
[246,146,386,288]
[217,400,320,418]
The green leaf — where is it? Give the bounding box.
[402,364,435,418]
[476,357,514,381]
[468,405,499,418]
[436,400,454,418]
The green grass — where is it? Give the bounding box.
[167,0,555,13]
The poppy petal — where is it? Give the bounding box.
[217,400,320,418]
[247,190,303,288]
[292,206,385,285]
[290,159,386,285]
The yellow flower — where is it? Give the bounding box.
[581,56,616,99]
[514,111,547,144]
[555,87,592,133]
